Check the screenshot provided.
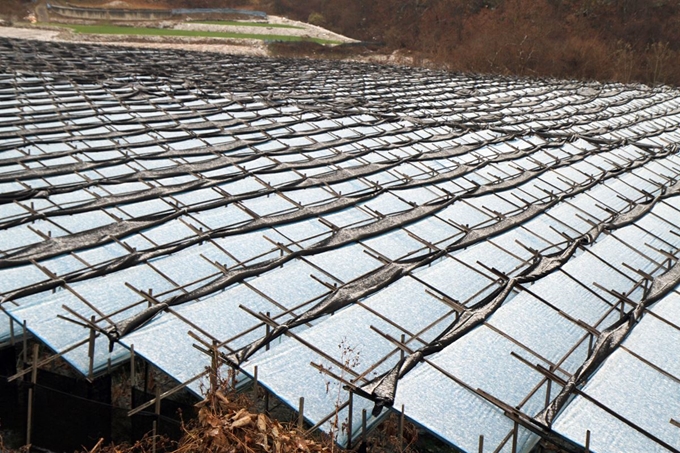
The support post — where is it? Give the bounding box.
[210,340,218,395]
[585,430,591,453]
[130,345,136,409]
[265,312,271,351]
[400,334,406,361]
[511,421,518,453]
[9,318,14,346]
[252,365,259,399]
[22,320,28,365]
[399,404,405,453]
[152,386,161,453]
[26,343,39,447]
[264,388,270,415]
[347,391,353,449]
[298,397,305,429]
[88,316,96,379]
[144,361,149,399]
[478,434,484,453]
[362,409,367,442]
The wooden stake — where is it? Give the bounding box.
[22,320,28,366]
[210,340,218,395]
[585,430,591,453]
[478,434,484,453]
[152,386,161,453]
[130,345,136,409]
[130,345,136,387]
[511,421,518,453]
[265,312,271,351]
[252,365,259,399]
[347,391,353,449]
[298,397,305,429]
[88,315,96,379]
[264,387,270,415]
[9,318,14,346]
[26,343,39,447]
[399,404,405,453]
[362,409,367,442]
[400,334,406,361]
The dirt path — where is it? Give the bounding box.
[0,26,60,41]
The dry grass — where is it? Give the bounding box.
[74,363,419,453]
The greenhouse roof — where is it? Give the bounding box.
[2,36,680,452]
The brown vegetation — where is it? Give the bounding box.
[75,386,418,453]
[0,0,31,21]
[257,0,680,86]
[6,0,678,85]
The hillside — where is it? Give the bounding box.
[269,0,680,86]
[164,0,680,87]
[3,0,679,86]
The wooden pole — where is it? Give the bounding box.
[399,404,405,453]
[478,434,484,453]
[347,391,353,449]
[265,312,271,351]
[264,387,270,415]
[22,320,28,365]
[88,315,96,379]
[252,365,259,399]
[400,334,405,361]
[152,386,161,453]
[26,343,39,447]
[511,421,518,453]
[210,340,218,395]
[362,409,367,442]
[585,430,591,453]
[9,318,14,346]
[298,397,305,429]
[130,345,136,409]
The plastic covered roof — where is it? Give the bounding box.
[2,37,680,452]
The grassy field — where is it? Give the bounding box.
[190,20,303,29]
[54,23,339,44]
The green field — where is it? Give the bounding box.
[190,20,303,29]
[54,24,339,44]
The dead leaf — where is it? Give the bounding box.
[257,413,268,432]
[231,415,252,429]
[231,408,247,420]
